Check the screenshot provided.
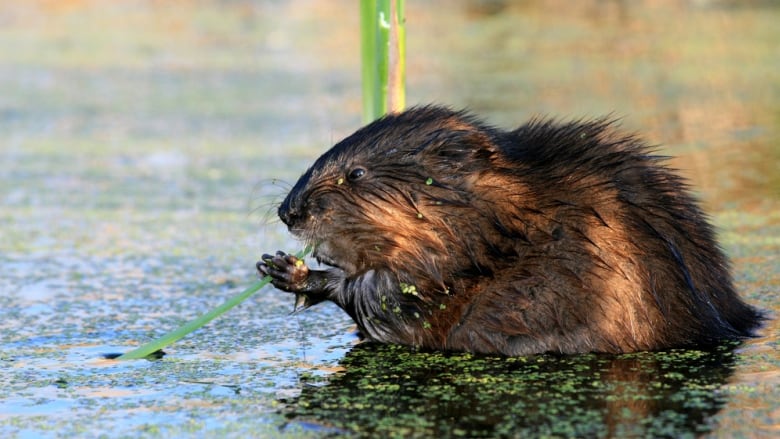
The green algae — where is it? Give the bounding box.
[280,343,758,438]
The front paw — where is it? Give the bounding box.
[257,251,310,293]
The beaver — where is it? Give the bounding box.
[258,105,763,355]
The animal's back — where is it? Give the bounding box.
[459,116,762,353]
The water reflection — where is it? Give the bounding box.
[282,343,740,437]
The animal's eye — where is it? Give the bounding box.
[348,167,367,181]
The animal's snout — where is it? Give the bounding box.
[278,201,297,227]
[278,194,305,228]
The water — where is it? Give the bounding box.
[0,1,777,437]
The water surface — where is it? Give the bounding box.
[1,1,777,437]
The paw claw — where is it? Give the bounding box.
[256,250,310,293]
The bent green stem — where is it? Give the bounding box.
[117,246,312,360]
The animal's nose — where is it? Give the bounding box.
[278,198,300,227]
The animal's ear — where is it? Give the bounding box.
[415,128,498,165]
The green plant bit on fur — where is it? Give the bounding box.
[400,283,419,296]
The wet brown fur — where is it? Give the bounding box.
[258,106,763,355]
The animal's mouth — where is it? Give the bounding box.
[313,248,338,268]
[287,225,307,239]
[312,241,356,276]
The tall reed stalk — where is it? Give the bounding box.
[361,0,406,122]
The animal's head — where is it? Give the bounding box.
[278,106,508,290]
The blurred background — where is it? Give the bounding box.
[1,0,777,215]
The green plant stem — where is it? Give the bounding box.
[117,247,311,360]
[361,0,405,123]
